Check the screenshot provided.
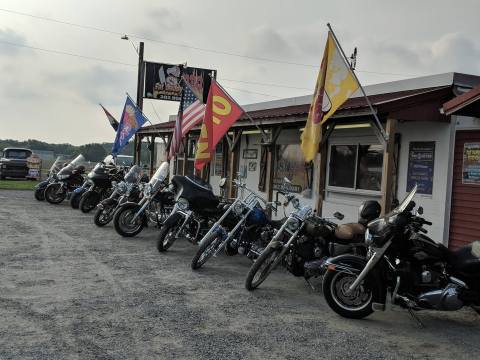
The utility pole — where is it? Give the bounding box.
[133,41,145,165]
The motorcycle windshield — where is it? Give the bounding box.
[124,165,142,183]
[49,157,64,174]
[149,162,169,192]
[57,154,86,176]
[390,184,417,215]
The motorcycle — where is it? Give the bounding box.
[322,184,480,321]
[34,157,65,201]
[244,178,381,291]
[113,162,173,237]
[44,155,86,204]
[69,179,94,209]
[156,176,232,252]
[190,175,280,270]
[93,165,146,227]
[78,155,125,213]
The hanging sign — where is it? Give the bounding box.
[462,143,480,185]
[406,141,435,195]
[144,62,215,102]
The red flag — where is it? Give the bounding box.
[195,79,244,170]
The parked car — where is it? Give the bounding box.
[0,147,32,179]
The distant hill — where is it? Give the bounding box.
[0,139,150,163]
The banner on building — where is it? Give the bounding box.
[406,141,435,195]
[462,143,480,185]
[144,62,215,102]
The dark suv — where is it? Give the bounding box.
[0,148,32,179]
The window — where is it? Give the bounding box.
[328,144,383,192]
[213,143,224,177]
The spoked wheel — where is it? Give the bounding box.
[245,246,282,291]
[93,205,115,227]
[79,191,101,213]
[157,213,183,252]
[45,183,66,204]
[191,232,224,270]
[113,203,145,237]
[322,270,375,319]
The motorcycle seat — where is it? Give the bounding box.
[334,223,366,242]
[448,241,480,273]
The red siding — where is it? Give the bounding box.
[449,130,480,249]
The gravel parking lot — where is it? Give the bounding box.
[1,189,479,360]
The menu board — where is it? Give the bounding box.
[406,142,435,195]
[462,143,480,184]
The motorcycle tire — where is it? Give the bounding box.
[157,213,183,252]
[245,245,282,291]
[79,191,101,214]
[113,203,145,237]
[70,191,82,209]
[191,231,224,270]
[45,183,66,204]
[322,269,375,319]
[34,187,45,201]
[94,206,114,227]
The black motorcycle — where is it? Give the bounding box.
[157,176,233,253]
[93,165,146,227]
[244,178,381,291]
[78,155,125,213]
[322,185,480,320]
[113,162,173,237]
[34,157,65,201]
[44,155,86,204]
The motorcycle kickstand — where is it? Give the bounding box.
[304,277,316,291]
[407,307,425,328]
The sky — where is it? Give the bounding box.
[0,0,479,145]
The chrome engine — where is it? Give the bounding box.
[417,283,464,311]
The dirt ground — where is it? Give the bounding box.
[1,189,480,360]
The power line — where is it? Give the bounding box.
[0,7,418,77]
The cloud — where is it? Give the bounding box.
[135,7,182,39]
[0,28,30,56]
[244,26,294,59]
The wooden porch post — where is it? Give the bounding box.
[135,135,142,166]
[228,129,241,198]
[149,135,155,178]
[315,125,329,216]
[380,118,397,215]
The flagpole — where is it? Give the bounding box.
[214,79,270,144]
[326,23,388,143]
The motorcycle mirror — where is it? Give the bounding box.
[333,212,344,220]
[417,206,424,215]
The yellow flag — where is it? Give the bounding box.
[301,32,359,162]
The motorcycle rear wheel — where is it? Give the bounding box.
[45,183,66,204]
[245,245,282,291]
[191,232,223,270]
[113,203,144,237]
[34,187,45,201]
[79,191,101,213]
[322,270,374,319]
[157,213,183,252]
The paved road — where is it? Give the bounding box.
[1,190,479,360]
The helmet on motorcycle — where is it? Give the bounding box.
[358,200,381,225]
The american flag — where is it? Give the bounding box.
[168,81,206,159]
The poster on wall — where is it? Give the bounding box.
[273,144,306,193]
[462,143,480,184]
[406,141,435,195]
[144,62,215,102]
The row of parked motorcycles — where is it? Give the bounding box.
[34,155,480,323]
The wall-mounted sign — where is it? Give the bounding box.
[144,62,215,102]
[243,149,258,159]
[462,143,480,185]
[273,144,306,194]
[406,141,435,195]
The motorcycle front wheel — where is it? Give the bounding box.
[245,245,282,291]
[79,191,101,213]
[70,191,83,209]
[45,183,66,204]
[191,231,224,270]
[322,270,375,319]
[34,187,45,201]
[93,205,115,227]
[113,203,145,237]
[157,213,183,252]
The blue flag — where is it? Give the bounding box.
[112,96,147,155]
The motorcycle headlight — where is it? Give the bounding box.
[117,182,127,194]
[286,217,300,232]
[177,197,189,211]
[233,202,244,216]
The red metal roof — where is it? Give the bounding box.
[442,85,480,116]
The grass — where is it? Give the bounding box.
[0,179,39,190]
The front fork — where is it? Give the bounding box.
[268,220,304,271]
[132,197,150,222]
